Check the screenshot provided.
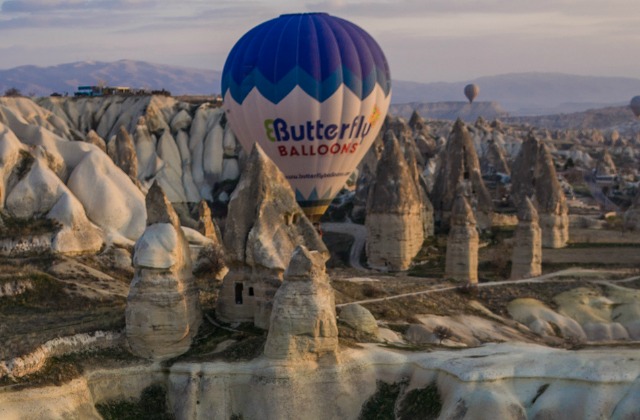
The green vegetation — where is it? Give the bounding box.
[0,214,61,238]
[0,272,67,313]
[398,383,442,420]
[0,347,142,389]
[566,242,640,248]
[96,384,174,420]
[164,312,266,365]
[358,380,406,420]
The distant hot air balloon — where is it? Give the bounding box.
[221,13,391,221]
[464,83,479,104]
[630,96,640,118]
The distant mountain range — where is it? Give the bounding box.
[0,60,222,97]
[389,101,509,122]
[1,60,639,117]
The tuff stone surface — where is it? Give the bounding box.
[510,197,542,279]
[365,133,424,271]
[125,182,201,360]
[432,119,493,229]
[217,144,327,326]
[264,246,338,360]
[445,192,479,283]
[511,134,569,248]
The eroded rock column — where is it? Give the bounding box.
[365,133,424,271]
[445,191,479,283]
[510,197,542,279]
[125,182,201,360]
[264,245,338,361]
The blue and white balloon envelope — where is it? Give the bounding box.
[222,12,391,220]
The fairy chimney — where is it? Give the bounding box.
[365,133,424,271]
[445,191,479,283]
[510,197,542,279]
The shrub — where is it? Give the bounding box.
[193,244,225,277]
[3,87,22,97]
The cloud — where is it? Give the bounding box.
[1,0,158,13]
[305,0,640,20]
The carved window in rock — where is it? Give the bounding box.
[235,282,244,304]
[248,287,254,296]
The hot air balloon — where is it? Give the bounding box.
[630,96,640,118]
[464,83,479,104]
[221,13,391,221]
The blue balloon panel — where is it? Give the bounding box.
[221,13,391,104]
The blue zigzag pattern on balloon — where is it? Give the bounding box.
[222,64,390,105]
[295,187,334,205]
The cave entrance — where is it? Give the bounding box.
[235,282,243,304]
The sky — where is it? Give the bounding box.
[0,0,639,83]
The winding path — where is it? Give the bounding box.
[321,222,368,271]
[335,268,634,308]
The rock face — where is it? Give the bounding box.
[47,192,104,255]
[404,138,435,238]
[365,133,424,271]
[111,126,138,182]
[432,119,493,229]
[125,182,201,360]
[480,137,510,176]
[445,192,479,283]
[508,284,640,342]
[216,144,327,328]
[595,150,617,175]
[510,197,542,279]
[511,134,569,248]
[196,199,221,243]
[263,246,338,360]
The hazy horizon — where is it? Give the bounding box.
[1,0,639,84]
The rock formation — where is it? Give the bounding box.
[624,191,640,231]
[404,138,435,238]
[595,150,617,175]
[5,149,68,218]
[110,125,138,182]
[511,133,569,248]
[125,182,201,360]
[216,144,327,328]
[365,133,424,271]
[263,245,338,360]
[339,303,379,337]
[196,199,221,243]
[47,192,104,255]
[480,137,510,176]
[445,191,479,283]
[84,130,106,153]
[510,197,542,279]
[351,135,384,223]
[432,119,493,229]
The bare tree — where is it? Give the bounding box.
[3,87,22,97]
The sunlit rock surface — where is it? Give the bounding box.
[217,144,327,327]
[264,246,338,360]
[125,182,201,360]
